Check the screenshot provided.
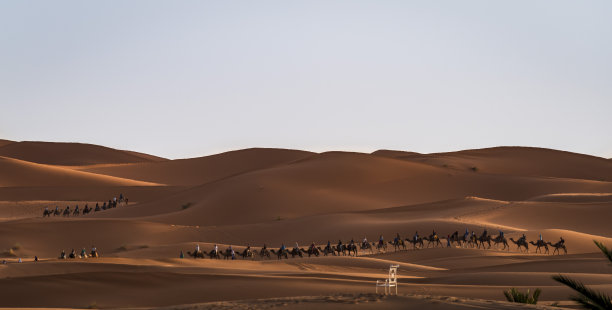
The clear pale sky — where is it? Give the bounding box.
[1,1,611,159]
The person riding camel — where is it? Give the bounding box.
[195,244,200,254]
[378,235,384,246]
[59,250,66,259]
[395,233,401,244]
[69,249,76,259]
[338,239,343,249]
[539,233,543,241]
[327,240,331,250]
[432,229,438,240]
[482,228,488,239]
[559,237,565,245]
[294,242,299,251]
[80,248,86,258]
[499,229,504,238]
[350,238,355,247]
[414,231,419,242]
[310,242,316,251]
[280,243,286,252]
[362,236,368,248]
[214,244,219,255]
[91,246,97,257]
[263,243,267,250]
[519,234,526,242]
[464,228,469,240]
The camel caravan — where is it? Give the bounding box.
[42,194,129,218]
[58,246,99,259]
[182,229,567,261]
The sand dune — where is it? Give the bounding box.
[90,151,612,227]
[0,156,161,187]
[374,146,612,181]
[0,141,166,165]
[1,142,611,309]
[81,148,314,186]
[0,139,14,147]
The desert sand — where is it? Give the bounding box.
[1,141,611,309]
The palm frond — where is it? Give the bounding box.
[570,295,607,310]
[553,274,612,309]
[594,240,612,263]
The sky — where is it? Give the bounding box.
[1,1,611,159]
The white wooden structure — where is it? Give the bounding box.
[376,264,399,295]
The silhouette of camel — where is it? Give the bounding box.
[510,237,529,252]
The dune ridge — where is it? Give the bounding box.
[0,141,167,165]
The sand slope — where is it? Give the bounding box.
[81,148,314,186]
[0,156,161,187]
[0,141,166,165]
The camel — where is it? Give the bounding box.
[320,245,335,256]
[492,234,510,250]
[208,249,221,259]
[301,246,320,257]
[424,234,442,248]
[374,241,387,253]
[334,244,347,256]
[405,237,424,250]
[187,250,205,259]
[389,239,406,251]
[448,231,462,247]
[509,237,529,253]
[53,207,61,216]
[89,250,99,258]
[62,207,70,217]
[82,206,91,215]
[346,243,358,256]
[270,249,288,260]
[467,234,479,248]
[359,242,374,254]
[289,247,303,258]
[240,248,255,259]
[477,234,492,249]
[73,206,80,216]
[529,240,549,254]
[220,248,235,260]
[259,247,271,259]
[547,240,567,255]
[42,209,53,217]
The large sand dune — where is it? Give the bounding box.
[0,142,611,309]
